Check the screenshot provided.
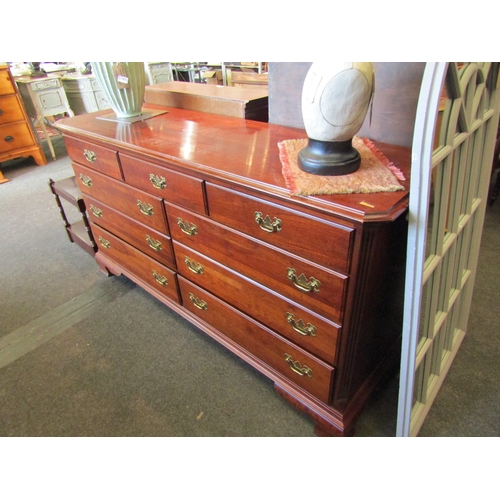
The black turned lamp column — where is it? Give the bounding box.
[298,62,374,176]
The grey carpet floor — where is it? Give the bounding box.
[0,135,498,437]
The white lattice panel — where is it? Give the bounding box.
[397,63,500,436]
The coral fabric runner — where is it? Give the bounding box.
[278,136,405,196]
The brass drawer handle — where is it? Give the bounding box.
[189,292,208,310]
[152,270,168,286]
[285,313,317,337]
[146,235,162,251]
[287,268,321,293]
[83,149,96,163]
[89,205,102,218]
[184,256,204,274]
[98,236,110,249]
[4,135,14,142]
[284,354,313,377]
[137,200,154,216]
[149,173,166,190]
[254,211,282,233]
[177,218,198,237]
[79,173,92,187]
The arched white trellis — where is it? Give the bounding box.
[397,62,500,437]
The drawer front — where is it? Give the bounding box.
[0,122,34,153]
[150,63,171,71]
[73,163,168,234]
[31,78,60,91]
[0,95,25,125]
[65,135,123,180]
[0,70,15,95]
[174,241,339,364]
[167,203,347,323]
[206,183,354,274]
[93,224,180,304]
[120,153,206,215]
[179,277,334,403]
[84,194,175,268]
[62,78,93,92]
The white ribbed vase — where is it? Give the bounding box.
[91,62,146,118]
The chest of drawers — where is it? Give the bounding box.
[0,65,47,177]
[54,106,410,436]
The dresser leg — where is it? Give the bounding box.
[313,421,355,437]
[0,169,9,184]
[97,262,113,276]
[274,383,354,437]
[32,149,48,166]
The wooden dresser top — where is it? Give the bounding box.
[54,105,411,223]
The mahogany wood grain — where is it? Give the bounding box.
[166,202,348,323]
[84,193,175,268]
[73,163,168,234]
[64,135,123,181]
[206,182,355,274]
[54,107,411,436]
[54,107,410,224]
[178,277,334,403]
[120,152,207,215]
[92,224,180,304]
[173,240,340,364]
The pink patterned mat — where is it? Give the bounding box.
[278,136,405,196]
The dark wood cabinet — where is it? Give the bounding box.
[54,106,410,436]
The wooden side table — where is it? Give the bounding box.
[49,176,97,255]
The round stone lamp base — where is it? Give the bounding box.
[298,138,361,176]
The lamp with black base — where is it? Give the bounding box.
[298,62,374,176]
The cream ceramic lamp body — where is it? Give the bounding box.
[298,62,374,175]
